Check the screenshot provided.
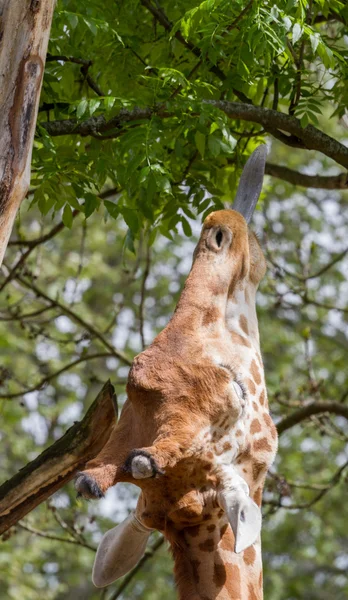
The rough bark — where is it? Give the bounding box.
[265,162,348,190]
[0,381,117,535]
[41,101,348,171]
[0,0,55,266]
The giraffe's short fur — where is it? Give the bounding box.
[76,147,278,599]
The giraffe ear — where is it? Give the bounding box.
[92,512,153,587]
[218,488,262,553]
[233,145,268,224]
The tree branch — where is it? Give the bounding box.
[17,521,96,551]
[277,401,348,435]
[265,162,348,189]
[0,352,114,400]
[14,274,132,366]
[0,381,117,535]
[41,101,348,169]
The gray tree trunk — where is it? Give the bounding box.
[0,0,55,265]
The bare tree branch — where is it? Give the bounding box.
[13,274,132,366]
[277,401,348,435]
[0,352,114,400]
[265,162,348,190]
[41,101,348,169]
[17,521,96,551]
[0,381,117,535]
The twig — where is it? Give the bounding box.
[0,352,113,399]
[13,275,132,365]
[17,521,96,551]
[139,244,151,349]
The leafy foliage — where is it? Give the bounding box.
[31,0,348,249]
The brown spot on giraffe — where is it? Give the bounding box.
[199,538,215,552]
[213,562,226,587]
[202,306,221,326]
[190,559,201,584]
[248,582,261,600]
[252,401,259,412]
[251,359,262,385]
[186,525,201,538]
[250,419,262,434]
[247,378,256,395]
[264,412,277,439]
[239,314,249,335]
[231,331,251,348]
[259,389,266,406]
[225,563,242,598]
[253,437,273,453]
[252,461,267,481]
[244,545,256,566]
[253,486,263,507]
[207,524,216,532]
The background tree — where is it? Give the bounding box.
[0,1,348,599]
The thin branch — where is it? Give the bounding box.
[266,460,348,510]
[8,209,80,247]
[139,245,151,349]
[46,54,106,97]
[17,521,96,551]
[0,306,54,321]
[13,275,132,365]
[265,162,348,189]
[107,536,165,600]
[0,352,113,400]
[277,401,348,435]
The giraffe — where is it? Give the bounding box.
[75,145,278,600]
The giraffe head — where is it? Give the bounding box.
[76,146,278,599]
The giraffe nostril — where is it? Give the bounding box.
[216,229,223,247]
[240,510,245,522]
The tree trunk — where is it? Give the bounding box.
[0,381,118,535]
[0,0,55,265]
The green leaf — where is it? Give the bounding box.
[66,12,78,29]
[121,207,139,232]
[62,204,73,228]
[310,33,320,54]
[208,136,221,157]
[89,99,101,116]
[84,194,99,218]
[195,131,206,158]
[181,216,192,237]
[76,99,88,119]
[300,113,309,128]
[292,23,302,45]
[104,200,119,219]
[124,228,135,254]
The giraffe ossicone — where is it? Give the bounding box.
[75,144,278,600]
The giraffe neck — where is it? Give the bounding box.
[169,521,263,600]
